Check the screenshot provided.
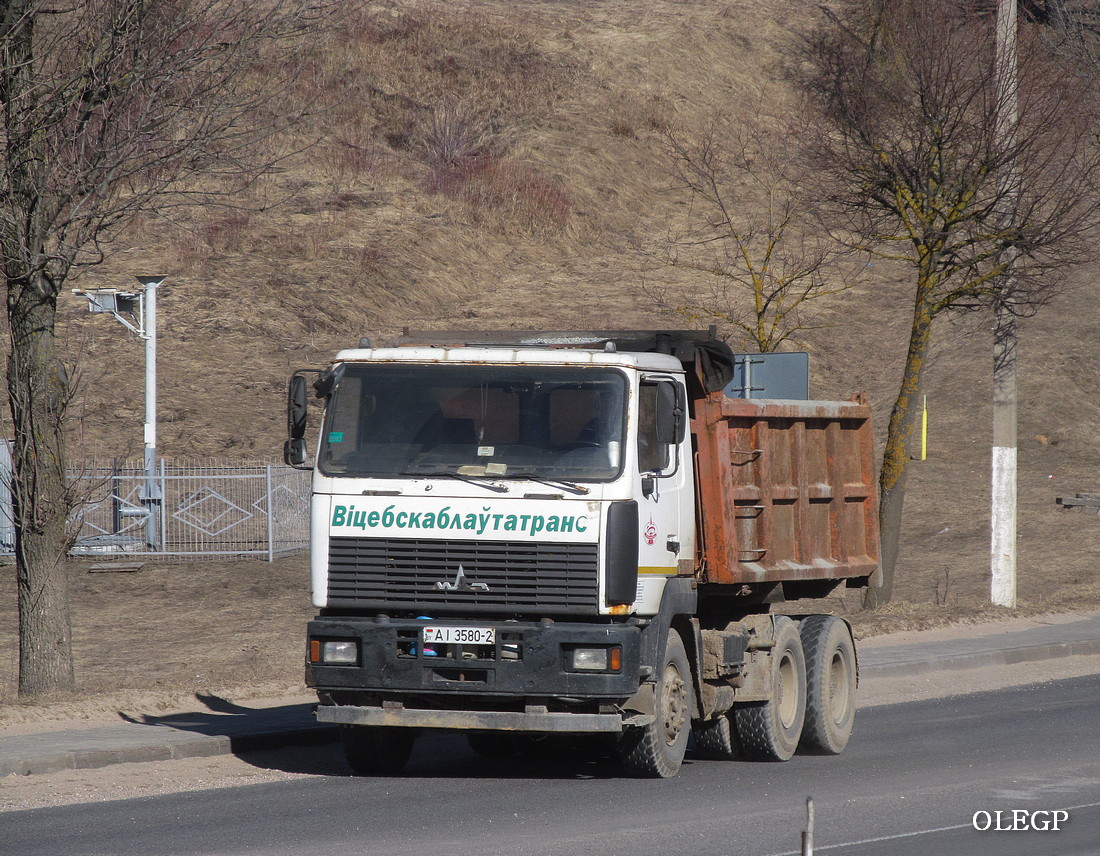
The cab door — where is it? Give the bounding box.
[634,377,693,608]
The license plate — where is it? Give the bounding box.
[422,626,496,645]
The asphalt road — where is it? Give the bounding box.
[7,674,1100,856]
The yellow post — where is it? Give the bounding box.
[921,395,928,460]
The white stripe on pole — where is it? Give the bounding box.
[991,444,1017,608]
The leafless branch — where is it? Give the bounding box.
[647,102,864,352]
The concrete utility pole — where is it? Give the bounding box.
[991,0,1018,608]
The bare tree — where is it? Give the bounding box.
[798,0,1100,606]
[649,111,858,353]
[1,0,331,695]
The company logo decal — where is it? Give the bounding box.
[331,504,589,537]
[434,565,490,593]
[643,517,658,546]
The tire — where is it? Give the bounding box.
[735,616,807,761]
[340,725,416,776]
[692,713,741,760]
[798,614,857,755]
[618,628,692,778]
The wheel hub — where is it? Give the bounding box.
[661,663,687,746]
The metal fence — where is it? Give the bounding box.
[0,450,311,560]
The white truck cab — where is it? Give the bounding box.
[305,344,693,620]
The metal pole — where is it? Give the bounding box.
[111,457,121,535]
[991,0,1018,608]
[160,457,168,551]
[137,277,164,550]
[266,464,275,562]
[802,796,814,856]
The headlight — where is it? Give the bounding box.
[570,646,621,672]
[310,639,358,665]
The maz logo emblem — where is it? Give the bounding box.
[434,565,490,592]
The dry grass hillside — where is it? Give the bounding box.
[3,0,1099,704]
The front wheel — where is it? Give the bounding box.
[735,616,807,761]
[619,628,692,778]
[340,725,416,776]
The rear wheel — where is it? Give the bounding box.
[692,712,741,760]
[619,628,692,777]
[340,725,416,776]
[735,616,806,761]
[798,614,857,755]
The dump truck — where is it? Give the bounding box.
[284,330,880,777]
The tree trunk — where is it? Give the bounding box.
[864,297,934,609]
[8,272,74,695]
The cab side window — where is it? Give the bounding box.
[638,383,670,473]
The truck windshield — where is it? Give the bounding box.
[318,364,627,481]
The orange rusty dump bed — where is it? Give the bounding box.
[692,394,880,588]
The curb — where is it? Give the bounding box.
[0,722,336,778]
[859,636,1100,678]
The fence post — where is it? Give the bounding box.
[0,441,13,552]
[111,458,121,535]
[160,458,167,552]
[266,464,275,562]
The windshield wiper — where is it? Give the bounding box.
[400,469,509,493]
[507,472,590,495]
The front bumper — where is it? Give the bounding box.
[315,704,626,733]
[307,615,643,700]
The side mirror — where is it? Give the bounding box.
[288,374,308,440]
[654,382,685,445]
[284,437,308,467]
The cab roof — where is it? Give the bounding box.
[340,329,734,391]
[332,345,685,373]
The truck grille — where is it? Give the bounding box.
[327,536,600,614]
